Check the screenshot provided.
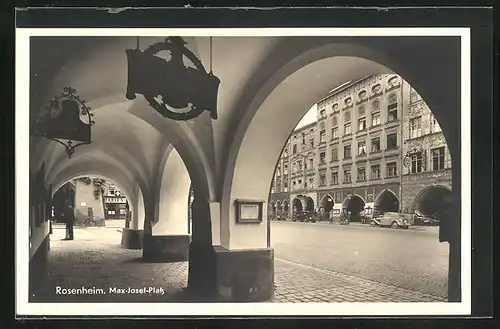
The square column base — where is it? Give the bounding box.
[120,228,144,250]
[214,246,274,302]
[142,234,191,263]
[29,234,50,302]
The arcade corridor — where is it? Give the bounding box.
[35,221,446,303]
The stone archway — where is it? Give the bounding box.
[411,185,453,218]
[319,194,334,221]
[374,189,400,216]
[292,197,303,213]
[305,197,315,212]
[282,200,289,217]
[52,182,75,223]
[343,194,366,222]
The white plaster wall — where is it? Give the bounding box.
[74,180,105,220]
[29,222,49,260]
[153,148,190,236]
[135,189,145,231]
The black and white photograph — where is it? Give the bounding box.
[15,8,486,317]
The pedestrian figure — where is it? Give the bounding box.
[62,203,75,240]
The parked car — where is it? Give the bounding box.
[293,211,317,223]
[413,210,439,226]
[370,212,411,229]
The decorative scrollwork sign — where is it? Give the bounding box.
[32,87,95,159]
[125,36,220,121]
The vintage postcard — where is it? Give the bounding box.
[15,9,475,318]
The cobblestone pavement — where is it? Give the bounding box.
[35,223,446,303]
[271,220,449,299]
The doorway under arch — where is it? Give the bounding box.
[292,197,303,213]
[319,194,335,221]
[52,182,75,223]
[374,189,400,216]
[411,185,452,218]
[343,194,366,222]
[282,200,289,219]
[305,197,315,212]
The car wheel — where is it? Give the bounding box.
[391,221,399,229]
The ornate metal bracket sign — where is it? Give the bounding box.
[125,36,220,121]
[31,87,95,159]
[403,148,426,170]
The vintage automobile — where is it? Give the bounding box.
[370,212,411,229]
[413,210,440,226]
[293,210,317,223]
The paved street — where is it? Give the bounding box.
[34,221,447,303]
[271,220,448,299]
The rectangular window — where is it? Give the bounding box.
[332,115,338,126]
[358,141,367,156]
[109,190,115,196]
[292,144,297,154]
[335,191,342,203]
[357,167,366,181]
[331,171,338,184]
[431,147,445,171]
[371,165,380,179]
[320,130,326,143]
[387,133,398,150]
[320,151,326,164]
[371,112,381,126]
[344,145,352,159]
[358,117,367,131]
[309,158,314,168]
[331,148,338,161]
[108,210,116,215]
[388,103,398,121]
[310,138,314,148]
[371,138,380,152]
[344,169,352,183]
[309,178,314,188]
[429,114,441,133]
[344,123,352,135]
[320,174,326,186]
[410,152,424,173]
[387,162,398,177]
[409,116,422,139]
[332,127,338,139]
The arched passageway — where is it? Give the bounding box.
[412,186,452,218]
[343,194,365,222]
[305,197,315,212]
[374,189,400,216]
[24,34,464,305]
[292,198,303,213]
[52,182,75,223]
[283,200,289,214]
[319,194,335,221]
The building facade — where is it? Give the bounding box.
[102,182,129,220]
[269,74,452,223]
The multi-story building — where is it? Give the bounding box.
[102,182,129,220]
[268,74,452,223]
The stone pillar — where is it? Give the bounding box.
[214,198,274,302]
[142,191,191,262]
[187,193,217,299]
[448,172,461,302]
[121,192,144,250]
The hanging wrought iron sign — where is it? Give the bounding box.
[403,147,426,170]
[125,36,220,121]
[31,87,95,159]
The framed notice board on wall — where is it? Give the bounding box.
[234,199,264,223]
